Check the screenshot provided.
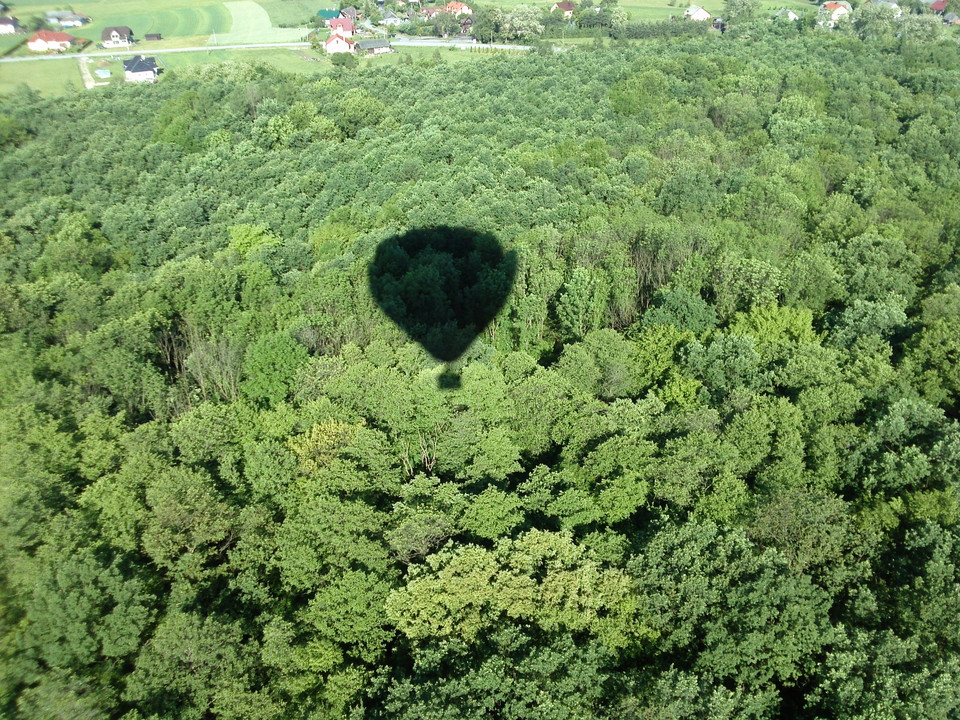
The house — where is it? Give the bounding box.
[773,8,799,19]
[317,9,340,22]
[123,55,159,82]
[357,38,393,54]
[325,33,355,52]
[445,1,472,15]
[684,5,712,20]
[339,6,359,20]
[327,17,355,36]
[422,6,444,17]
[931,0,948,11]
[945,10,960,21]
[102,26,134,47]
[380,10,405,25]
[27,30,80,52]
[0,16,21,34]
[551,1,576,17]
[57,13,89,28]
[818,0,851,25]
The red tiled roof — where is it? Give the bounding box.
[30,30,77,43]
[325,34,355,44]
[328,17,355,29]
[931,0,948,10]
[554,1,575,10]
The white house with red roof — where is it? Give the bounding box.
[551,1,576,17]
[327,17,355,36]
[445,1,473,15]
[27,30,80,52]
[325,33,355,53]
[818,0,851,25]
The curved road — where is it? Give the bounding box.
[0,37,533,64]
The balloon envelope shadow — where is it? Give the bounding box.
[369,227,517,387]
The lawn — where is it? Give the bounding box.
[156,47,324,74]
[0,57,83,95]
[0,35,25,56]
[257,0,324,27]
[210,1,308,44]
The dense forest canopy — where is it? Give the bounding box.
[3,20,960,719]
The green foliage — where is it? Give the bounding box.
[2,27,960,719]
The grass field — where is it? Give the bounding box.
[0,58,83,95]
[0,35,25,56]
[210,1,308,44]
[257,0,324,27]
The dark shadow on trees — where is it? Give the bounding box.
[369,227,517,386]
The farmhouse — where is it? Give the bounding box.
[45,10,89,27]
[0,16,21,34]
[818,0,851,25]
[551,1,576,17]
[684,5,712,20]
[325,34,355,53]
[328,17,355,36]
[357,38,393,54]
[339,6,359,20]
[123,55,159,82]
[102,26,134,48]
[380,9,404,25]
[445,1,473,15]
[27,30,80,52]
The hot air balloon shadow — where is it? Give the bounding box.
[369,227,517,389]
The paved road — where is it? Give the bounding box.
[0,37,534,64]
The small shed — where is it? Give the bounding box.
[145,33,162,41]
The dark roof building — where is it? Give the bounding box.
[123,55,158,73]
[102,26,134,43]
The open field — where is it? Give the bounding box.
[0,55,82,95]
[0,35,25,56]
[257,0,325,27]
[210,1,307,45]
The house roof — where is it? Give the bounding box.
[317,9,340,19]
[931,0,949,8]
[102,26,133,41]
[329,17,355,30]
[340,6,359,18]
[325,33,355,44]
[553,1,575,10]
[383,9,399,18]
[357,38,390,48]
[684,5,711,14]
[446,1,471,10]
[0,16,18,25]
[123,55,157,72]
[946,10,959,17]
[30,30,78,43]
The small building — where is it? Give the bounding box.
[339,6,359,20]
[102,26,134,48]
[0,16,21,34]
[818,0,851,25]
[380,9,404,25]
[551,1,576,18]
[328,17,355,35]
[684,5,712,20]
[931,0,948,11]
[123,55,158,82]
[325,33,355,52]
[945,10,960,22]
[57,13,89,28]
[445,1,472,15]
[357,38,393,54]
[27,30,80,52]
[145,33,162,41]
[773,8,799,19]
